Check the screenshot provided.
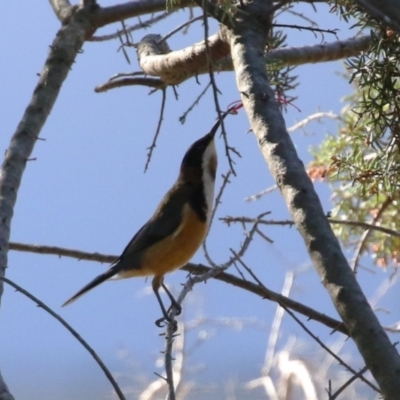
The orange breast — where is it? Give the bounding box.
[135,203,207,277]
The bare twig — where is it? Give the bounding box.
[163,314,179,400]
[179,82,211,124]
[89,12,173,42]
[144,88,167,172]
[255,227,274,243]
[95,77,166,93]
[287,111,340,133]
[351,198,393,272]
[329,366,369,399]
[245,185,278,202]
[221,216,400,238]
[1,276,125,400]
[93,0,193,29]
[202,6,238,175]
[117,20,132,64]
[221,216,294,227]
[160,15,203,43]
[329,218,400,238]
[273,23,338,37]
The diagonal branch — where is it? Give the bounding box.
[224,0,400,397]
[0,277,125,400]
[232,252,379,394]
[0,6,95,399]
[351,197,392,272]
[92,0,192,28]
[8,241,348,335]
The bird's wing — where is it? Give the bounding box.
[113,181,191,268]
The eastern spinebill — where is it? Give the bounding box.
[62,109,234,327]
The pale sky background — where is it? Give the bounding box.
[0,2,398,400]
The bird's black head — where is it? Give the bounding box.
[179,109,236,182]
[181,132,215,171]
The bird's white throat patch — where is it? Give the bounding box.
[202,140,217,224]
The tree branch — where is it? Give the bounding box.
[89,11,173,42]
[132,32,370,86]
[8,241,348,335]
[224,0,400,397]
[221,216,400,238]
[0,277,125,400]
[92,0,192,29]
[0,6,94,399]
[48,0,72,22]
[136,31,231,85]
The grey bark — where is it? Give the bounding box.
[222,0,400,397]
[0,4,93,399]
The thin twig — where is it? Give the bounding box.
[351,198,393,272]
[118,20,132,64]
[329,218,400,237]
[286,8,318,26]
[202,2,237,175]
[221,216,293,227]
[221,215,400,238]
[95,77,165,93]
[287,111,340,133]
[330,366,369,399]
[160,291,188,400]
[89,12,173,42]
[0,276,126,400]
[144,88,167,172]
[255,227,274,243]
[245,185,278,202]
[179,82,211,124]
[164,314,178,400]
[159,15,203,43]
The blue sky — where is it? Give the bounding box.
[0,2,397,399]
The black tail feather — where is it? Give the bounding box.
[62,267,118,307]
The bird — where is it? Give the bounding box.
[62,109,234,327]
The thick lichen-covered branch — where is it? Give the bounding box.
[133,32,370,86]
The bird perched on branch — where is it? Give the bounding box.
[62,108,236,327]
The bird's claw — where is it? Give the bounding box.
[168,301,182,316]
[155,316,178,332]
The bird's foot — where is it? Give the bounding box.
[167,300,182,316]
[155,315,178,332]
